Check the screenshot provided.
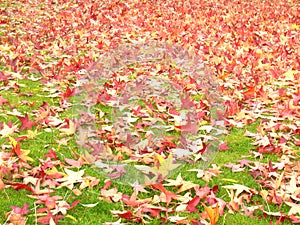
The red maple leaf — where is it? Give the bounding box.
[17,113,35,130]
[218,142,229,151]
[114,210,134,220]
[0,71,9,81]
[45,148,58,160]
[180,112,198,134]
[121,194,151,207]
[60,87,77,99]
[151,183,177,206]
[180,94,195,109]
[10,203,31,215]
[187,196,201,213]
[243,86,256,100]
[36,212,64,225]
[7,183,34,192]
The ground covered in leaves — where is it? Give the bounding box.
[0,0,299,224]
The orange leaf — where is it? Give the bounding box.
[202,203,220,225]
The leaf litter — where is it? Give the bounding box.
[0,0,299,224]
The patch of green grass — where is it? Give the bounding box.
[0,189,35,222]
[221,213,273,225]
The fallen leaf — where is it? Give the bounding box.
[17,113,35,130]
[58,119,76,136]
[285,202,300,216]
[81,202,99,208]
[9,136,33,162]
[0,123,18,138]
[56,168,85,189]
[202,203,220,225]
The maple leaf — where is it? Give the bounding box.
[151,183,177,206]
[168,215,188,223]
[26,129,38,139]
[135,153,181,183]
[35,194,62,210]
[55,137,71,147]
[60,87,77,99]
[153,153,181,176]
[202,203,220,225]
[6,182,34,192]
[164,173,197,193]
[9,136,33,162]
[218,142,229,151]
[17,113,35,130]
[51,200,77,216]
[0,71,8,81]
[58,118,76,136]
[180,94,194,109]
[141,204,173,218]
[180,113,198,134]
[100,187,122,203]
[45,148,58,160]
[65,157,86,169]
[36,212,64,225]
[286,175,300,195]
[6,211,27,225]
[10,203,31,215]
[131,180,149,195]
[56,168,85,189]
[224,163,245,172]
[31,179,56,195]
[187,196,201,213]
[222,184,252,197]
[0,122,18,138]
[111,210,135,220]
[285,202,300,216]
[121,193,151,207]
[243,86,256,100]
[283,68,298,80]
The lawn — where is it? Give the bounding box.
[0,0,299,224]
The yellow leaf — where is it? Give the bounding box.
[9,136,17,147]
[59,119,76,136]
[46,166,65,176]
[260,189,269,202]
[0,43,13,52]
[155,153,164,164]
[283,68,298,80]
[291,24,299,30]
[151,153,181,178]
[221,178,238,183]
[156,64,161,71]
[26,129,38,139]
[164,174,197,193]
[20,150,34,162]
[77,30,82,36]
[275,171,284,190]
